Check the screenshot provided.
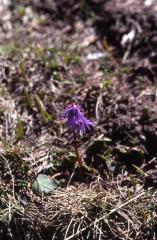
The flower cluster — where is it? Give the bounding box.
[61,104,93,136]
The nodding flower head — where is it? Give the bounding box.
[61,104,93,136]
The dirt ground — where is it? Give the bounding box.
[0,0,157,239]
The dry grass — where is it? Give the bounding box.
[24,185,157,240]
[1,157,157,240]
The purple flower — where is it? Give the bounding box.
[61,104,93,136]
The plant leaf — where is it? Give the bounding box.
[32,174,59,195]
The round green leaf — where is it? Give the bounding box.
[32,174,59,195]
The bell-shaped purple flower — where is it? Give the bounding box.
[61,104,93,136]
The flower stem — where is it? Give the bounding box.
[73,132,83,168]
